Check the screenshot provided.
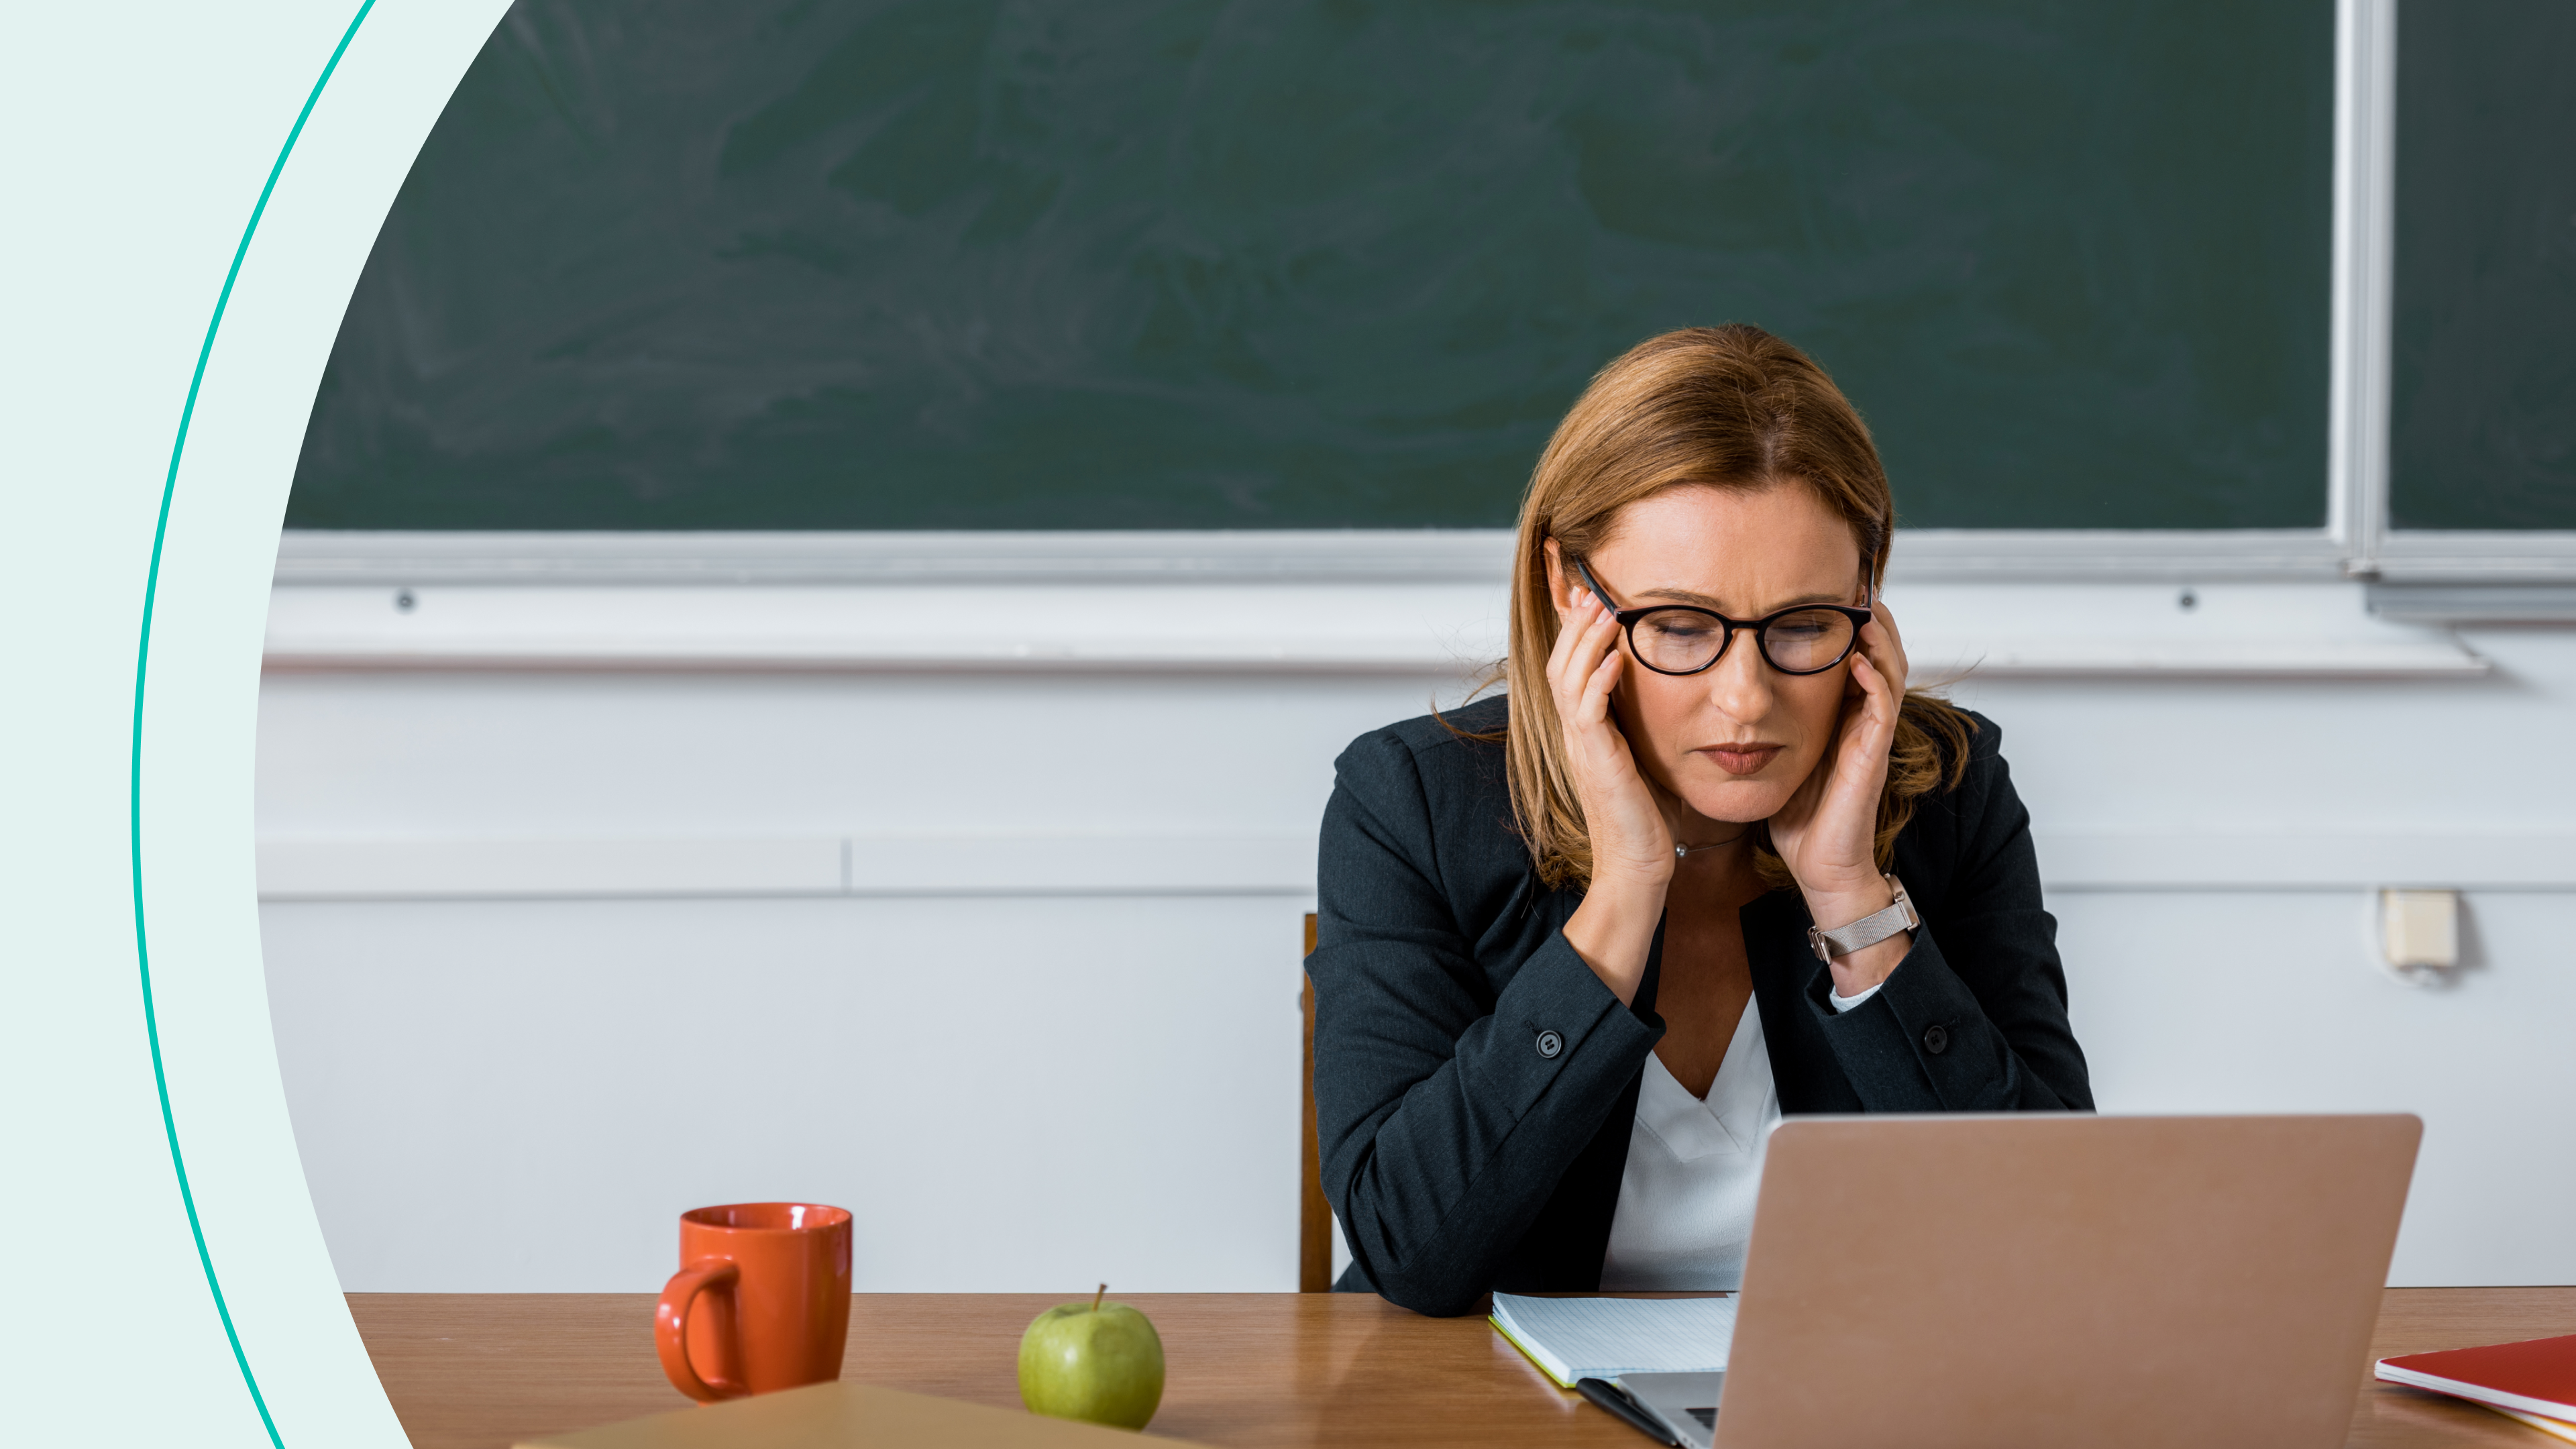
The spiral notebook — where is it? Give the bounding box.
[1488,1292,1737,1389]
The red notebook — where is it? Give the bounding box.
[2377,1333,2576,1423]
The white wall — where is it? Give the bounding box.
[1951,631,2576,1290]
[254,554,2576,1291]
[259,893,1317,1292]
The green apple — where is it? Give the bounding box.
[1018,1286,1165,1430]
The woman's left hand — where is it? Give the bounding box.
[1767,598,1913,991]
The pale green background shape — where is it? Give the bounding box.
[0,3,508,1443]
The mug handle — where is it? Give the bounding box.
[655,1258,745,1402]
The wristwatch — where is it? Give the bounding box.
[1807,874,1919,963]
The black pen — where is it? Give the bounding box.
[1576,1377,1680,1447]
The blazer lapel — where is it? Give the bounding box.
[1495,887,1656,1292]
[1740,890,1866,1114]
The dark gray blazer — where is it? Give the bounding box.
[1306,694,2090,1317]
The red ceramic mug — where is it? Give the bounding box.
[655,1202,853,1401]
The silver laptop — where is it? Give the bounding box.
[1620,1370,1725,1449]
[1615,1114,2418,1449]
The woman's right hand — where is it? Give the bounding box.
[1548,584,1674,1002]
[1548,586,1674,881]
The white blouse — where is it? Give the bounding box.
[1597,979,1881,1290]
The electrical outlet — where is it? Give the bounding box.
[2380,889,2459,978]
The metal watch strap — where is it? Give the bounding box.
[1807,873,1919,963]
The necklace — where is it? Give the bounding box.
[1674,826,1752,860]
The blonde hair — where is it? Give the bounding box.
[1487,324,1975,890]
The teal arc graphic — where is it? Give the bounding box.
[129,3,380,1445]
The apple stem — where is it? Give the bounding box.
[1092,1283,1106,1313]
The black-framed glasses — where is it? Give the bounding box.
[1570,557,1873,678]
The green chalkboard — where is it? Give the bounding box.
[289,0,2334,531]
[2390,0,2576,531]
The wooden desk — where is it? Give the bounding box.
[352,1289,2576,1449]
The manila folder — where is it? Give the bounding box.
[514,1381,1209,1449]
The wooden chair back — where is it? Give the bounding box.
[1299,913,1332,1292]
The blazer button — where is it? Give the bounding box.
[1923,1024,1950,1055]
[1536,1030,1564,1059]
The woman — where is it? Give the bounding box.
[1308,325,2090,1317]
